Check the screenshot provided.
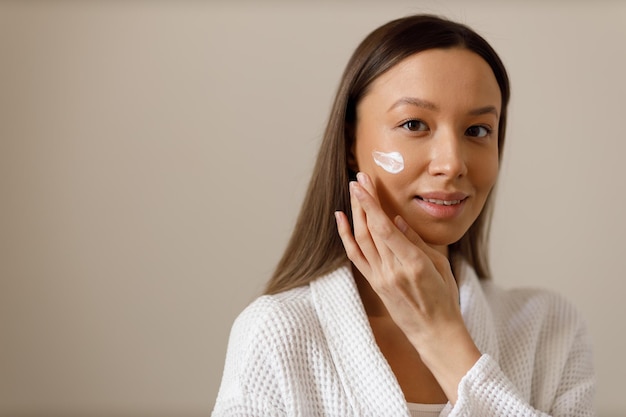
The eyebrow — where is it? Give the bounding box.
[388,96,499,118]
[388,97,439,112]
[468,105,499,117]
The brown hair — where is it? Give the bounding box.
[265,14,510,295]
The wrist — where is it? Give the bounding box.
[412,324,481,404]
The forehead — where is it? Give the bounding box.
[362,48,502,111]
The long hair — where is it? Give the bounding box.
[265,14,510,295]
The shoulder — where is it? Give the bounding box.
[480,280,590,344]
[229,285,320,352]
[482,281,582,319]
[214,286,317,415]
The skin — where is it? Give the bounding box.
[335,47,501,404]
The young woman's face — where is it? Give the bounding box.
[352,47,501,250]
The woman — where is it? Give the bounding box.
[212,14,596,417]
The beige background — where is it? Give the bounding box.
[1,1,625,416]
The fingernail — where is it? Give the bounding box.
[356,172,367,185]
[334,211,342,225]
[350,181,363,198]
[395,215,408,233]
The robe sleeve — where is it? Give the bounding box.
[448,312,596,417]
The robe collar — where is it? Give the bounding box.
[310,263,500,416]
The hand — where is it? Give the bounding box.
[334,172,481,403]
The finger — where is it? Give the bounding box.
[351,180,397,263]
[356,172,380,205]
[334,211,371,276]
[393,215,438,264]
[351,185,432,280]
[357,172,398,261]
[393,215,429,253]
[351,177,404,253]
[394,215,453,278]
[349,181,382,266]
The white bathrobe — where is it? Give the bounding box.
[212,263,596,416]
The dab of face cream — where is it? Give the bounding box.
[372,150,404,174]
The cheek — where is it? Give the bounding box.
[367,147,423,193]
[473,154,499,194]
[368,149,416,198]
[368,154,417,216]
[372,150,405,174]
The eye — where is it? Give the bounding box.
[465,125,492,138]
[400,119,428,132]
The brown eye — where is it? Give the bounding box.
[465,125,491,138]
[401,119,428,132]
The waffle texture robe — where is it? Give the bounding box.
[212,264,596,416]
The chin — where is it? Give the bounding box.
[413,225,468,249]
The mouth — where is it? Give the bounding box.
[413,193,469,219]
[416,196,466,206]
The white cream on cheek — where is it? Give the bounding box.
[372,150,404,174]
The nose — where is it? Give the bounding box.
[427,131,468,179]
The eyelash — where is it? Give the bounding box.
[400,119,428,132]
[465,125,493,138]
[399,119,493,138]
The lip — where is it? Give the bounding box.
[414,191,469,219]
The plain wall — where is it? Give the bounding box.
[1,1,625,416]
